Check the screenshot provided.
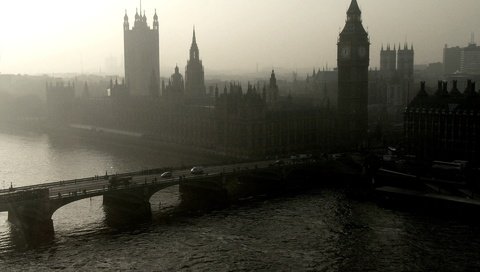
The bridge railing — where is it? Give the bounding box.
[0,167,174,195]
[48,177,182,200]
[0,158,318,198]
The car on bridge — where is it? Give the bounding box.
[160,171,172,178]
[190,167,205,175]
[272,160,285,166]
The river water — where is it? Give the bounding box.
[0,128,479,271]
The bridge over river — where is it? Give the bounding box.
[0,158,321,235]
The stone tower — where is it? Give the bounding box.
[337,0,370,146]
[397,43,414,81]
[397,43,414,104]
[185,27,206,100]
[123,9,160,97]
[380,44,397,79]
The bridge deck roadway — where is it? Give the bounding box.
[0,159,287,208]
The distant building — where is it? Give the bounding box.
[46,81,75,123]
[185,28,206,100]
[109,78,128,98]
[404,80,480,162]
[163,65,185,101]
[296,68,338,109]
[337,0,370,146]
[47,0,379,158]
[397,44,414,83]
[443,45,461,75]
[123,9,160,97]
[461,43,480,74]
[265,70,279,106]
[380,44,397,78]
[214,74,334,158]
[379,43,414,107]
[443,36,480,76]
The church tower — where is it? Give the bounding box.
[123,8,160,97]
[380,44,397,79]
[337,0,370,146]
[397,43,414,104]
[185,27,206,100]
[397,43,414,81]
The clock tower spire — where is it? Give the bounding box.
[337,0,370,147]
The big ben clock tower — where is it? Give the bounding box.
[337,0,370,147]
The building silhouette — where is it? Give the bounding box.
[378,43,414,108]
[266,70,279,106]
[123,9,160,97]
[444,45,462,75]
[337,0,370,146]
[397,44,414,83]
[444,35,480,76]
[46,81,75,123]
[405,80,480,162]
[185,28,206,100]
[46,1,380,158]
[380,44,397,78]
[163,65,185,101]
[461,41,480,74]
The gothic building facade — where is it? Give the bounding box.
[163,65,185,101]
[405,80,480,162]
[379,44,414,108]
[123,9,160,97]
[184,28,206,100]
[214,71,335,158]
[46,1,373,159]
[337,0,370,146]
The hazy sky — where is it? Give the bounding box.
[0,0,479,76]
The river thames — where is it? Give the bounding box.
[0,128,480,271]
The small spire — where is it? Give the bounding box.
[347,0,361,16]
[193,26,196,43]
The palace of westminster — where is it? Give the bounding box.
[46,0,480,161]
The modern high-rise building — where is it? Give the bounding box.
[443,45,461,75]
[123,9,160,97]
[444,35,480,75]
[185,28,206,99]
[337,0,370,145]
[461,42,480,74]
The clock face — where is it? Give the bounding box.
[358,46,367,58]
[341,46,351,59]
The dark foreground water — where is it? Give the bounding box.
[0,129,480,271]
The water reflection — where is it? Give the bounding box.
[7,221,55,250]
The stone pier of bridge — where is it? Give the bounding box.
[5,181,178,235]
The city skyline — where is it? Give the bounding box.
[0,0,479,75]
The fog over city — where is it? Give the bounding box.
[0,0,478,75]
[2,0,480,270]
